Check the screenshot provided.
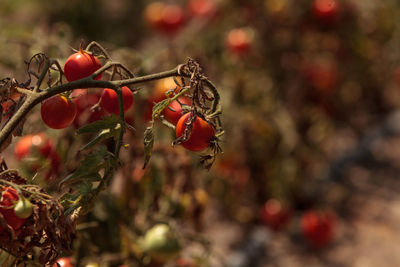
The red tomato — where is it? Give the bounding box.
[15,133,53,160]
[176,112,215,152]
[100,86,134,115]
[162,96,191,125]
[312,0,338,23]
[71,89,104,128]
[14,133,60,179]
[175,258,197,267]
[41,95,77,129]
[52,257,74,267]
[145,2,185,35]
[0,187,26,234]
[301,210,337,248]
[259,199,291,231]
[64,51,102,82]
[188,0,218,18]
[226,28,253,57]
[145,77,182,122]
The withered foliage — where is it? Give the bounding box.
[0,158,76,267]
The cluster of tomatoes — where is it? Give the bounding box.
[259,199,337,248]
[0,186,33,235]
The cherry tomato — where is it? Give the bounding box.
[176,112,215,152]
[312,0,338,23]
[100,86,134,115]
[41,95,77,129]
[14,133,60,179]
[259,199,291,231]
[1,93,21,121]
[301,210,337,248]
[142,224,181,262]
[226,28,253,57]
[162,96,191,125]
[145,2,185,35]
[14,198,33,219]
[64,50,102,82]
[71,89,104,128]
[145,77,182,122]
[52,257,74,267]
[188,0,218,19]
[175,258,197,267]
[0,187,26,234]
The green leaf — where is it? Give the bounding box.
[143,125,155,169]
[77,114,121,135]
[60,146,111,186]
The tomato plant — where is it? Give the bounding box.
[0,187,26,234]
[64,50,102,82]
[100,86,134,115]
[301,210,337,248]
[176,112,215,152]
[41,95,77,129]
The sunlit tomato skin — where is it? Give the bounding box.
[176,112,215,152]
[312,0,339,23]
[100,86,134,115]
[41,95,77,129]
[52,257,74,267]
[226,28,253,57]
[259,199,291,231]
[301,210,337,248]
[162,96,191,125]
[0,187,26,234]
[64,51,102,82]
[188,0,218,19]
[71,89,104,128]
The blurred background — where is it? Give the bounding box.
[2,0,400,266]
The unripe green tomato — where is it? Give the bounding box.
[142,224,181,261]
[14,198,33,219]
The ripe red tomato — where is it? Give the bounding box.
[145,77,182,122]
[226,28,253,57]
[100,86,134,115]
[259,199,291,231]
[162,96,191,125]
[0,187,26,234]
[71,89,104,128]
[312,0,338,23]
[301,210,337,248]
[52,257,74,267]
[64,51,102,82]
[188,0,218,19]
[176,112,215,152]
[145,2,185,35]
[41,95,77,129]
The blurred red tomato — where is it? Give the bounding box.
[71,89,105,128]
[145,2,185,35]
[52,257,74,267]
[226,28,253,57]
[312,0,339,23]
[301,210,337,248]
[188,0,218,19]
[259,199,291,231]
